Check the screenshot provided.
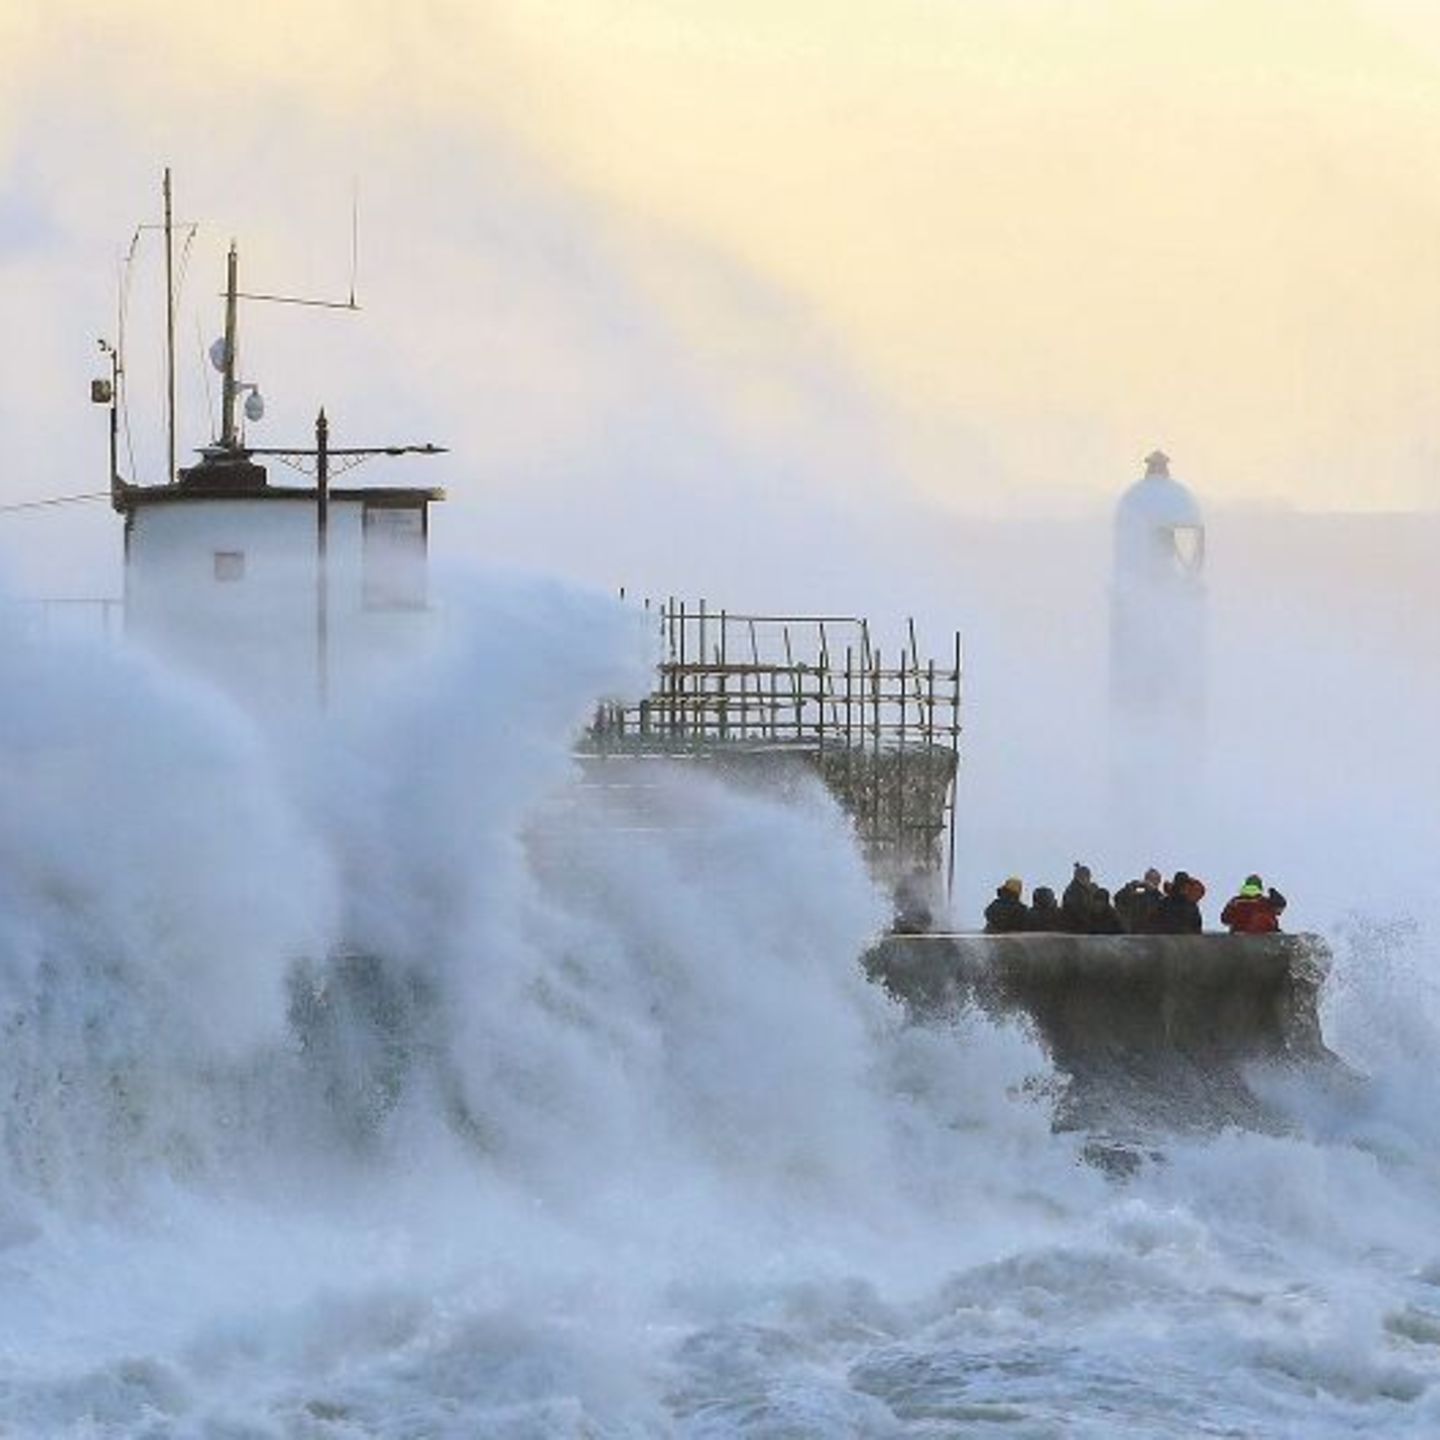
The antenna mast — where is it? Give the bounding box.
[220,241,239,449]
[163,168,176,483]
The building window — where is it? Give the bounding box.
[213,550,245,582]
[363,504,426,609]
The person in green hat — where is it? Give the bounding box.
[1220,874,1287,934]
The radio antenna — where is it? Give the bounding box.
[230,184,363,311]
[349,179,359,309]
[164,167,176,484]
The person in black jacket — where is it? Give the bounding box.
[1030,886,1062,932]
[984,877,1031,933]
[1154,870,1204,933]
[1060,862,1097,933]
[891,872,934,935]
[1115,867,1165,934]
[1086,886,1125,935]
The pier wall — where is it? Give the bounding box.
[866,932,1340,1136]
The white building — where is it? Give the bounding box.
[108,236,444,709]
[116,444,443,709]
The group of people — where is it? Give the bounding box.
[983,863,1287,936]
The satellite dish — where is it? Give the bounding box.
[244,389,265,422]
[209,337,231,372]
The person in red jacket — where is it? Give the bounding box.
[1221,875,1287,934]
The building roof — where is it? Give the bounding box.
[114,481,446,512]
[112,451,444,514]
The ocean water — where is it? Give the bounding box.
[2,583,1440,1438]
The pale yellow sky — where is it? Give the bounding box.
[483,0,1440,509]
[9,0,1440,515]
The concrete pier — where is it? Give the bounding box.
[865,932,1341,1138]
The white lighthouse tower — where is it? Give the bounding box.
[1109,450,1206,829]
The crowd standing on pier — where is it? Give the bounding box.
[983,864,1287,935]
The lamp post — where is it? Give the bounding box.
[317,408,329,709]
[92,339,120,501]
[247,422,445,708]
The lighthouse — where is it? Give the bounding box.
[1109,450,1206,828]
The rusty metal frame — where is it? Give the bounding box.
[587,598,963,889]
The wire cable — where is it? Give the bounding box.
[0,491,111,516]
[195,314,216,439]
[119,229,142,485]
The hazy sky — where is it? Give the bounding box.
[6,0,1440,598]
[5,2,1440,924]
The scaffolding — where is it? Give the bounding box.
[586,599,963,888]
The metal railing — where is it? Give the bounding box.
[6,598,123,641]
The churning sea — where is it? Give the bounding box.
[2,580,1439,1439]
